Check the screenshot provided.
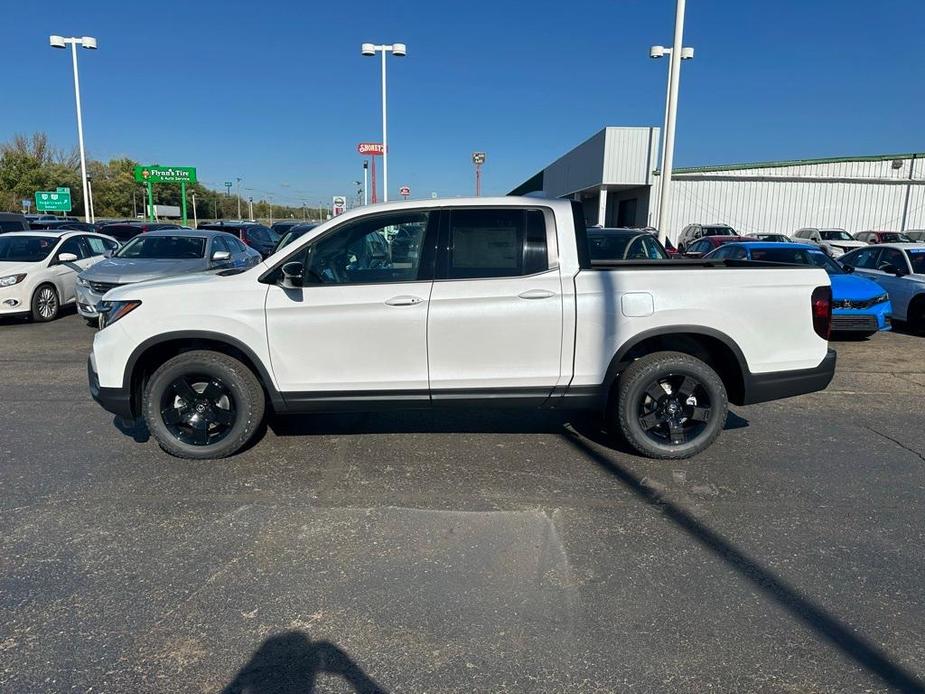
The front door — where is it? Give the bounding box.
[265,209,437,396]
[426,207,563,402]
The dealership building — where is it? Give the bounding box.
[510,127,925,242]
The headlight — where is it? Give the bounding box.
[76,275,90,287]
[98,300,141,329]
[0,274,26,287]
[874,293,889,305]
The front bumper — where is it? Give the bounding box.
[741,349,837,405]
[0,283,30,315]
[88,354,134,418]
[76,285,105,318]
[831,303,892,333]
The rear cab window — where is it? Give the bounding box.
[440,208,550,279]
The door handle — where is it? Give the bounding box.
[385,295,424,306]
[518,289,555,300]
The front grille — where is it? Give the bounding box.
[832,315,878,331]
[88,280,121,294]
[833,296,886,309]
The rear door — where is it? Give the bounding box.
[426,206,563,402]
[872,247,914,319]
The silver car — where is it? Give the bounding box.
[76,229,261,323]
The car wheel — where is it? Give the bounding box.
[612,351,728,460]
[143,350,265,460]
[31,284,59,322]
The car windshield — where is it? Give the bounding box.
[746,247,845,274]
[879,232,912,242]
[276,227,314,251]
[820,230,853,241]
[116,235,206,259]
[0,235,58,262]
[907,249,925,274]
[704,226,735,236]
[587,232,667,260]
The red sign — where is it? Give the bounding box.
[399,186,411,198]
[357,142,386,155]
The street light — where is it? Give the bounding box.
[361,42,406,202]
[49,34,97,223]
[649,0,691,245]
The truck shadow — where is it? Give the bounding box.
[223,629,386,694]
[559,427,925,693]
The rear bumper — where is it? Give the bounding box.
[741,349,837,405]
[88,355,134,418]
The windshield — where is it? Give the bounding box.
[0,235,58,262]
[820,230,853,241]
[276,227,314,251]
[704,226,735,236]
[908,249,925,274]
[879,232,912,243]
[116,235,206,259]
[588,232,668,260]
[746,247,844,274]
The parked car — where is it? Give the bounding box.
[98,222,185,243]
[270,220,306,237]
[839,243,925,331]
[854,230,914,244]
[705,242,891,337]
[198,221,279,258]
[0,212,31,233]
[88,197,835,461]
[677,223,737,253]
[29,220,99,232]
[793,228,867,257]
[24,214,60,223]
[274,223,318,253]
[587,228,670,261]
[682,235,754,258]
[904,230,925,242]
[75,230,261,325]
[745,233,792,243]
[0,230,119,321]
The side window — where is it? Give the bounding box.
[302,211,430,284]
[444,208,548,279]
[625,237,649,260]
[640,235,667,259]
[84,235,109,256]
[247,226,273,244]
[878,248,908,272]
[729,246,748,260]
[58,237,88,259]
[212,236,231,255]
[710,246,730,259]
[845,247,881,269]
[689,240,708,254]
[104,238,120,252]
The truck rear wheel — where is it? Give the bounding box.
[612,351,727,460]
[143,350,265,460]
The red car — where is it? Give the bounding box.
[854,230,914,244]
[682,235,755,258]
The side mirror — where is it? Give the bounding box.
[280,261,305,288]
[841,263,855,273]
[57,252,79,263]
[211,250,231,262]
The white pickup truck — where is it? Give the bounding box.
[88,197,836,460]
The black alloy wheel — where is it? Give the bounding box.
[160,375,237,446]
[637,373,711,446]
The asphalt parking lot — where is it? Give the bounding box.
[1,310,924,693]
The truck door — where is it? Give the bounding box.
[426,207,563,403]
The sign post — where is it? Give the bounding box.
[357,143,385,203]
[332,195,347,216]
[399,185,410,200]
[472,152,486,197]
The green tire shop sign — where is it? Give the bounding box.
[133,165,197,223]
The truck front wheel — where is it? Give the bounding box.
[612,351,728,460]
[143,350,265,460]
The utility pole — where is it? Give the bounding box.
[363,161,369,205]
[655,0,687,246]
[191,193,198,228]
[236,177,242,219]
[248,197,254,220]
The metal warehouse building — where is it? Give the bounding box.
[510,127,925,242]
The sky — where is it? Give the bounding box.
[1,0,923,206]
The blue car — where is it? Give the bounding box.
[705,242,892,337]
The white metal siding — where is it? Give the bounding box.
[657,155,925,241]
[602,127,660,186]
[542,129,607,198]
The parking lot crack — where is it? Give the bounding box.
[863,426,925,464]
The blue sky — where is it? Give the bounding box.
[1,0,922,205]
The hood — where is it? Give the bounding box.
[825,240,867,250]
[830,273,887,301]
[0,261,37,276]
[103,265,254,300]
[80,257,208,284]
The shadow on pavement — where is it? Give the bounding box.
[560,426,925,693]
[223,630,386,694]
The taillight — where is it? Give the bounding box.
[811,285,832,340]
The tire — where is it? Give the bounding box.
[31,284,60,322]
[143,350,265,460]
[908,299,925,335]
[612,351,728,460]
[85,317,99,328]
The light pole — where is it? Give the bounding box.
[361,42,406,202]
[236,177,242,218]
[362,161,369,205]
[649,0,689,245]
[472,152,486,196]
[49,34,97,224]
[86,174,95,223]
[248,197,254,220]
[191,193,198,228]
